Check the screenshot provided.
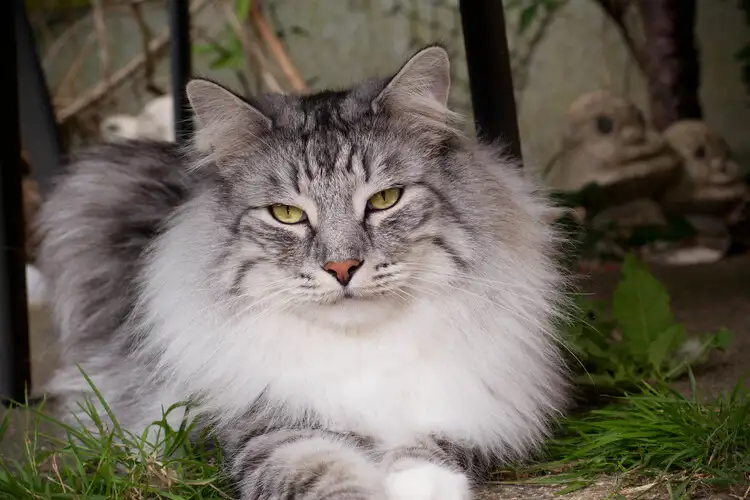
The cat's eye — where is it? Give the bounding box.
[367,188,403,211]
[269,204,307,224]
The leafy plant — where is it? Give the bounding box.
[505,0,567,34]
[566,255,733,390]
[194,0,252,71]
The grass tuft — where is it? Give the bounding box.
[0,383,230,500]
[498,376,750,497]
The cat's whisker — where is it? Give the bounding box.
[405,263,568,318]
[406,263,588,332]
[405,279,578,373]
[406,276,578,360]
[392,286,460,331]
[193,277,295,315]
[404,262,554,293]
[224,287,300,326]
[402,276,584,371]
[406,275,539,324]
[190,291,303,376]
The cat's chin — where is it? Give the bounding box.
[295,291,410,331]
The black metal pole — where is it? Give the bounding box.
[1,0,31,406]
[458,0,523,162]
[169,0,193,143]
[15,0,65,196]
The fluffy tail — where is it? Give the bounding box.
[36,140,191,392]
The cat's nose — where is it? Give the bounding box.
[323,259,362,286]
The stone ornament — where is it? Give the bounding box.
[100,95,176,143]
[546,90,681,208]
[660,120,746,216]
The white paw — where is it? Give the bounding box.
[385,463,471,500]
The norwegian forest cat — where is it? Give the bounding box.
[37,46,569,499]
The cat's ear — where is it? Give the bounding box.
[372,46,451,123]
[186,79,271,156]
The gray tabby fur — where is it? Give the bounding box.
[36,46,570,500]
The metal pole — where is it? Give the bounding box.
[15,0,65,196]
[1,0,31,406]
[458,0,523,162]
[169,0,193,143]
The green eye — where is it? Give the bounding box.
[270,204,307,224]
[367,188,403,211]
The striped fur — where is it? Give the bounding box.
[36,46,570,499]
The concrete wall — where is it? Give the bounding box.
[39,0,750,172]
[512,0,750,172]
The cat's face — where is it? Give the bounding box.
[188,47,471,325]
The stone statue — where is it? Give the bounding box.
[546,90,681,209]
[100,95,176,143]
[660,120,746,216]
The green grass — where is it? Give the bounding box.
[0,385,230,499]
[498,375,750,497]
[3,376,748,499]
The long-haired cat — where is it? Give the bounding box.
[37,46,569,499]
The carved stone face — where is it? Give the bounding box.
[547,90,680,209]
[661,120,746,215]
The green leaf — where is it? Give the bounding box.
[160,494,188,500]
[575,337,609,360]
[556,481,590,494]
[0,409,8,443]
[648,324,686,371]
[712,328,734,349]
[518,4,539,33]
[194,43,220,54]
[235,0,252,20]
[575,372,617,387]
[540,0,565,12]
[612,255,674,361]
[210,51,242,70]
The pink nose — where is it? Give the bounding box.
[323,259,362,286]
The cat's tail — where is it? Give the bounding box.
[34,140,191,402]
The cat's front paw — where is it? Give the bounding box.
[384,463,470,500]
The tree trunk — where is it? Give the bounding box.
[637,0,702,130]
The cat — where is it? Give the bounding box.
[36,45,570,500]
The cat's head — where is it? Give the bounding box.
[186,46,483,327]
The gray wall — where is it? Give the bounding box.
[39,0,750,172]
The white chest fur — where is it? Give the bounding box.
[142,205,561,455]
[147,285,553,454]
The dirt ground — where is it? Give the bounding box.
[2,255,749,499]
